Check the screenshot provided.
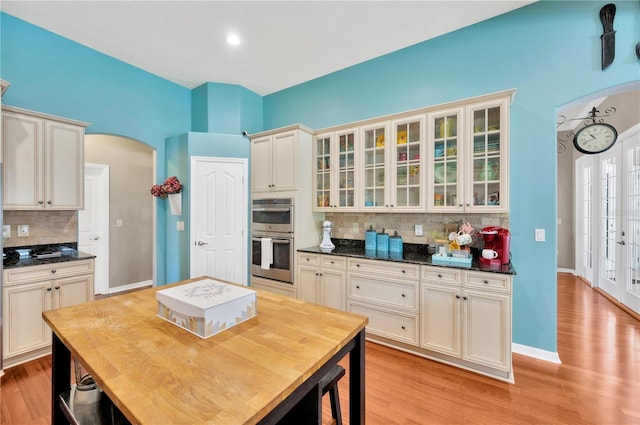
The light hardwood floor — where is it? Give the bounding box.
[2,273,639,424]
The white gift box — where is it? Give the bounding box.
[156,278,257,338]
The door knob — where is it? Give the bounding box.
[196,241,208,246]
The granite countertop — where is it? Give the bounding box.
[3,243,96,269]
[298,239,516,275]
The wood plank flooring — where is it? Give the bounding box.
[2,273,639,425]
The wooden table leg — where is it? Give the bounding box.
[51,333,71,425]
[349,329,366,425]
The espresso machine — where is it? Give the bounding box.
[478,226,511,267]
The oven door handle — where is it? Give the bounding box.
[252,238,291,244]
[252,207,291,212]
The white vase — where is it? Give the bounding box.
[168,193,182,216]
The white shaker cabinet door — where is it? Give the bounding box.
[46,119,85,209]
[2,111,43,209]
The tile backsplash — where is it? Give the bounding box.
[3,210,78,247]
[325,212,509,246]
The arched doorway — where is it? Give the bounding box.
[557,81,640,314]
[82,134,156,295]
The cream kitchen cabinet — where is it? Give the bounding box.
[2,259,95,368]
[297,253,346,311]
[421,266,512,378]
[2,106,89,210]
[251,125,313,193]
[312,129,358,211]
[359,116,425,212]
[427,96,510,213]
[346,257,419,345]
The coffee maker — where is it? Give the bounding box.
[478,226,511,267]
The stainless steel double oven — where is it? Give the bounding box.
[251,198,294,284]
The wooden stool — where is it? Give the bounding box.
[320,364,346,425]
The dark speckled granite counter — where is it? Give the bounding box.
[298,238,516,275]
[3,244,96,269]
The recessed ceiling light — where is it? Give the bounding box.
[226,34,240,46]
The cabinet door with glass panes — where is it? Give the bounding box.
[466,98,509,213]
[391,116,425,211]
[427,108,464,212]
[360,123,389,211]
[313,130,357,211]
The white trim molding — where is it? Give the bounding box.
[513,343,562,364]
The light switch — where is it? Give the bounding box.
[116,219,123,228]
[535,228,545,242]
[352,222,359,231]
[2,225,11,238]
[177,221,184,231]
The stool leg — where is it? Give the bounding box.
[329,386,342,425]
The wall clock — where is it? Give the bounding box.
[573,122,618,154]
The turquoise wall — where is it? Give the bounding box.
[262,1,640,352]
[191,82,263,134]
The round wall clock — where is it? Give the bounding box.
[573,122,618,154]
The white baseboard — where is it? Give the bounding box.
[557,268,575,275]
[105,279,153,295]
[513,343,561,364]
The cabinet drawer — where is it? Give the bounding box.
[348,274,417,310]
[421,266,462,286]
[348,302,418,345]
[3,259,95,286]
[297,253,319,266]
[321,256,346,269]
[465,271,511,293]
[348,258,419,280]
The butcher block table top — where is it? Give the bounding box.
[43,276,368,424]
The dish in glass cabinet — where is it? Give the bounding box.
[376,134,385,147]
[434,163,456,183]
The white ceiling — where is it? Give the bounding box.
[1,1,535,95]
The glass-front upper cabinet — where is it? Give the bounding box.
[313,129,357,211]
[427,108,463,212]
[361,123,388,210]
[467,98,509,213]
[391,116,425,211]
[427,98,509,213]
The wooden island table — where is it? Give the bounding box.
[42,277,368,424]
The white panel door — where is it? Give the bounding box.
[191,157,248,285]
[78,163,110,295]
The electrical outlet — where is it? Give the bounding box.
[177,221,184,231]
[116,219,123,228]
[18,224,29,237]
[415,224,423,236]
[352,222,359,231]
[2,225,11,238]
[535,228,545,242]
